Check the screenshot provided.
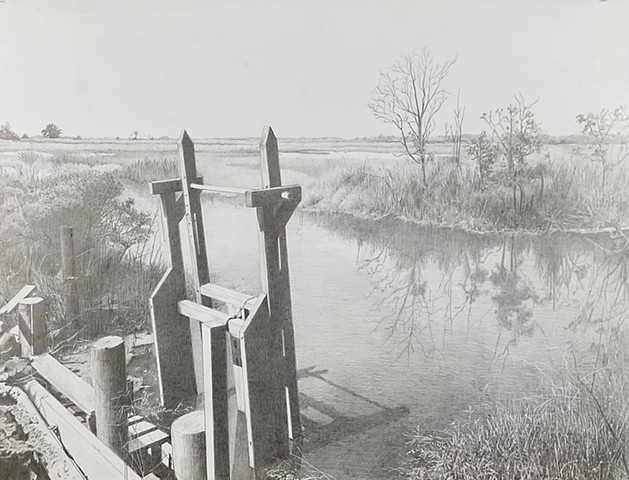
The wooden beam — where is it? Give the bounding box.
[0,284,36,315]
[149,176,203,195]
[150,191,196,409]
[202,324,230,480]
[239,295,277,472]
[60,226,80,328]
[22,379,142,480]
[200,283,258,311]
[178,130,212,394]
[190,183,248,196]
[257,126,301,455]
[31,353,95,419]
[245,185,301,209]
[177,300,229,326]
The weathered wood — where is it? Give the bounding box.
[128,429,169,454]
[178,130,212,394]
[150,192,196,409]
[200,283,258,311]
[150,176,203,195]
[18,296,47,356]
[178,300,230,326]
[239,295,278,472]
[31,353,95,420]
[231,411,255,480]
[0,284,36,315]
[172,410,206,480]
[9,385,87,480]
[90,336,128,457]
[245,185,301,208]
[60,225,80,327]
[191,183,248,196]
[202,324,230,479]
[22,379,142,480]
[128,420,158,439]
[256,126,301,455]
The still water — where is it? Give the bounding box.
[194,200,626,478]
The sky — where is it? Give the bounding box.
[0,0,628,138]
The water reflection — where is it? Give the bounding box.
[305,212,628,358]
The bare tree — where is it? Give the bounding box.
[369,49,456,186]
[445,90,465,170]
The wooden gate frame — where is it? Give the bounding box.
[148,127,301,478]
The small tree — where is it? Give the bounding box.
[576,105,628,194]
[369,49,457,186]
[466,131,499,191]
[41,123,62,139]
[0,123,19,141]
[131,130,139,141]
[445,90,465,170]
[482,95,542,226]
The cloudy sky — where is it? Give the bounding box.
[1,0,628,138]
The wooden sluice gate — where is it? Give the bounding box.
[0,126,303,480]
[148,126,303,479]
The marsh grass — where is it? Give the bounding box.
[304,158,629,232]
[400,335,629,480]
[115,157,179,183]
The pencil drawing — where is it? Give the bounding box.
[0,1,628,479]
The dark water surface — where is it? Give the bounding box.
[194,201,627,478]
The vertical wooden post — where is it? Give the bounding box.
[178,131,212,392]
[178,131,230,479]
[256,126,302,458]
[18,296,47,356]
[91,335,128,458]
[172,410,207,480]
[60,225,80,327]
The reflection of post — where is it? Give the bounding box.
[18,296,46,356]
[60,226,80,327]
[91,336,128,458]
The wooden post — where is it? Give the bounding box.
[256,126,302,457]
[178,131,230,479]
[18,296,47,356]
[60,225,80,327]
[172,410,207,480]
[90,335,128,458]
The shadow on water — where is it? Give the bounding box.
[297,366,410,453]
[303,212,629,359]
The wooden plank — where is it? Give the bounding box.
[200,283,258,310]
[190,183,248,196]
[9,385,87,480]
[129,420,158,439]
[178,130,212,393]
[239,295,278,469]
[149,191,196,409]
[245,185,301,208]
[258,126,301,452]
[128,429,170,454]
[0,284,36,315]
[128,414,143,426]
[202,324,230,480]
[177,300,229,326]
[149,176,203,195]
[22,379,142,480]
[31,353,95,417]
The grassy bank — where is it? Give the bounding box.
[399,327,629,480]
[302,158,629,234]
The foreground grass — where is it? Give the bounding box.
[400,334,629,480]
[302,159,629,233]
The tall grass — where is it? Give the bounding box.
[115,157,178,183]
[304,158,629,233]
[400,331,629,480]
